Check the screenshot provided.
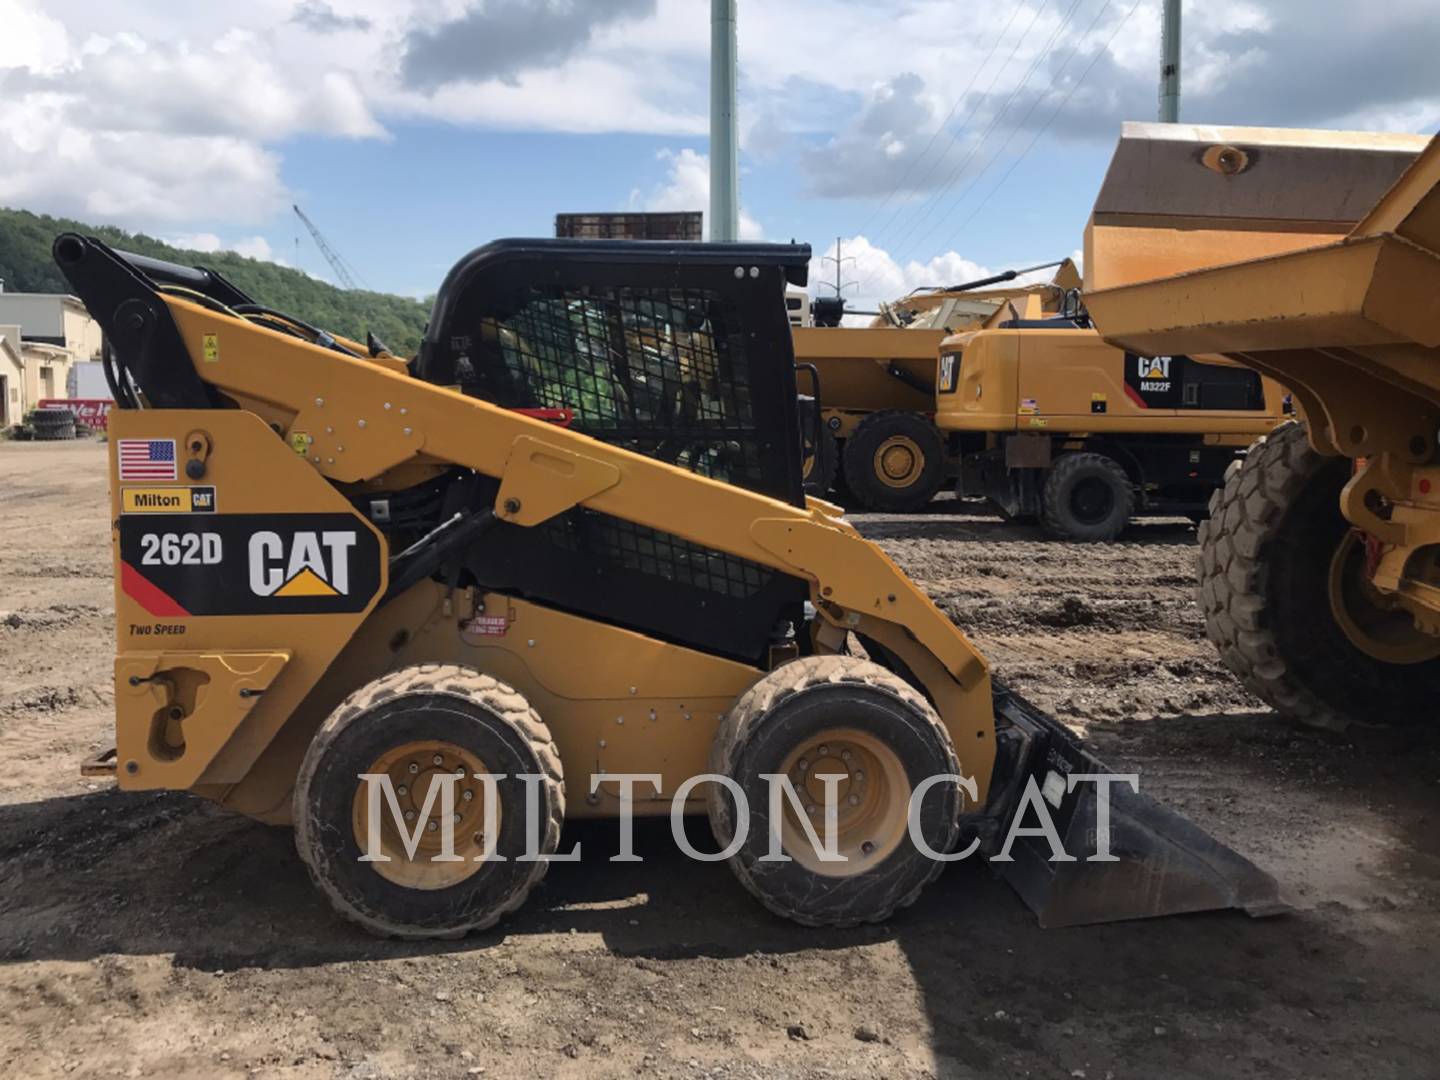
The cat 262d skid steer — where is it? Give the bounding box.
[58,232,1278,937]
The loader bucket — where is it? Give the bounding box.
[987,690,1285,928]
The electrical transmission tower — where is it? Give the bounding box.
[821,236,858,298]
[292,204,368,291]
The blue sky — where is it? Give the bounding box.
[3,0,1437,311]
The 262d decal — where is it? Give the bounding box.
[118,514,382,617]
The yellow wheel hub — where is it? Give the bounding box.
[351,739,498,890]
[1328,530,1440,665]
[874,436,924,489]
[778,729,910,877]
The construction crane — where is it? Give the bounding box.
[292,204,368,291]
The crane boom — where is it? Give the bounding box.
[292,204,366,291]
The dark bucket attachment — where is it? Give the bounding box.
[984,688,1286,928]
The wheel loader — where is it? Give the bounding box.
[934,296,1290,542]
[58,232,1279,936]
[1081,122,1436,729]
[792,263,1080,510]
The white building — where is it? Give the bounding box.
[0,292,103,426]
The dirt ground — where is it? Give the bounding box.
[1,439,1438,1080]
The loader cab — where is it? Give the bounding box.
[412,239,815,664]
[418,238,811,507]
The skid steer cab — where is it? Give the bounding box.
[59,233,1280,937]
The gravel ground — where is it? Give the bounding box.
[1,441,1437,1080]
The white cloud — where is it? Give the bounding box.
[0,1,381,229]
[631,148,764,240]
[163,232,285,265]
[165,233,223,253]
[805,235,1076,322]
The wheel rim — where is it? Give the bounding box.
[350,739,498,890]
[874,436,924,489]
[1327,530,1440,664]
[776,728,911,878]
[1069,476,1115,524]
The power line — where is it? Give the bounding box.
[851,0,1026,240]
[874,0,1088,276]
[920,0,1133,261]
[859,0,1048,268]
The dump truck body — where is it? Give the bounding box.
[1083,122,1439,728]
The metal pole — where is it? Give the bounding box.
[709,0,740,242]
[1159,0,1181,122]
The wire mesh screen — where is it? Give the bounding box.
[461,285,769,491]
[541,508,771,601]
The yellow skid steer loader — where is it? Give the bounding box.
[59,234,1278,936]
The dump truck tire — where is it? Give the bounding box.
[802,424,839,497]
[1198,421,1440,730]
[1040,452,1134,541]
[842,411,945,512]
[294,663,563,938]
[707,655,961,927]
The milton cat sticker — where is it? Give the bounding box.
[118,514,381,617]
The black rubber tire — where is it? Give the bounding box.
[31,411,76,441]
[707,655,961,928]
[802,424,839,498]
[294,663,563,938]
[1198,421,1440,730]
[841,411,945,512]
[1039,452,1134,541]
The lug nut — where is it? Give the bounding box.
[432,754,444,766]
[841,750,852,762]
[427,820,438,833]
[797,758,808,771]
[408,762,419,774]
[818,745,829,756]
[848,794,861,807]
[404,810,416,822]
[397,785,408,797]
[462,790,474,802]
[854,770,864,781]
[861,841,875,855]
[453,813,462,825]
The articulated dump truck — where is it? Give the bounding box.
[1084,122,1437,730]
[59,233,1279,936]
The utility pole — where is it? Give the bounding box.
[709,0,740,242]
[1159,0,1181,122]
[821,237,857,298]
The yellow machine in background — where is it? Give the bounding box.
[59,232,1280,937]
[1083,121,1437,728]
[934,308,1288,540]
[793,264,1080,510]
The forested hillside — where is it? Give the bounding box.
[0,208,429,356]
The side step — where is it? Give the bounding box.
[983,688,1285,928]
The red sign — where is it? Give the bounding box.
[38,399,112,431]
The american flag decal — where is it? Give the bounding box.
[118,439,177,481]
